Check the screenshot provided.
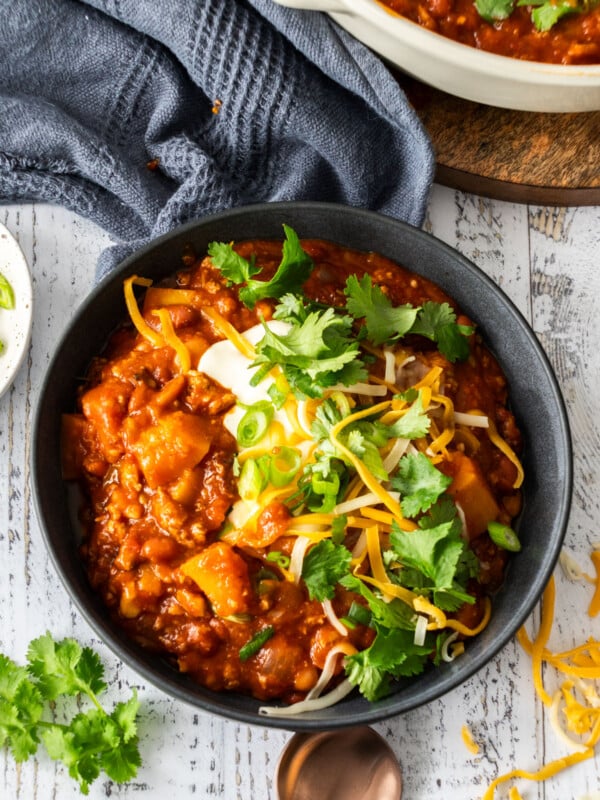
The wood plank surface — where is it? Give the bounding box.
[2,191,600,798]
[401,75,600,206]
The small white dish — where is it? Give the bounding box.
[0,222,33,399]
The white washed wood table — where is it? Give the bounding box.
[2,187,599,799]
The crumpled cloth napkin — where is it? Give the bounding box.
[0,0,435,279]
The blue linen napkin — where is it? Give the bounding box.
[0,0,435,279]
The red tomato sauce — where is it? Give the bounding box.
[377,0,600,64]
[61,239,522,703]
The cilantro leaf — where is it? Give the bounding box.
[302,540,352,601]
[0,634,141,794]
[389,518,477,610]
[344,274,419,346]
[409,302,473,363]
[0,656,44,762]
[253,306,366,398]
[386,390,431,440]
[519,0,578,29]
[206,242,261,284]
[339,574,415,630]
[475,0,514,20]
[391,452,452,517]
[344,626,431,701]
[27,633,106,700]
[209,225,314,309]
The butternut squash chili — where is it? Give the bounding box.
[376,0,600,64]
[61,227,524,713]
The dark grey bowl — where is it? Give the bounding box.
[32,202,572,730]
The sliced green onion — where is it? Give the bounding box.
[238,458,268,500]
[0,273,15,310]
[239,626,275,662]
[487,521,521,552]
[331,514,348,544]
[269,446,301,487]
[345,601,372,627]
[311,471,340,498]
[266,551,290,569]
[268,378,288,409]
[236,401,275,447]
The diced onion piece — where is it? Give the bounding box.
[289,536,311,583]
[414,614,428,646]
[322,599,349,637]
[334,491,400,516]
[259,678,356,717]
[454,411,489,428]
[329,382,388,397]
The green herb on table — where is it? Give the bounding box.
[0,632,141,795]
[0,271,15,354]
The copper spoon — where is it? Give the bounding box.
[275,726,403,800]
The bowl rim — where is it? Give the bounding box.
[32,201,573,729]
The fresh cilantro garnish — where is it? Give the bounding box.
[252,305,367,398]
[301,540,352,601]
[208,224,314,309]
[520,0,578,29]
[339,574,416,630]
[0,633,141,795]
[391,452,453,517]
[474,0,514,20]
[344,274,419,346]
[344,276,473,362]
[344,626,432,701]
[389,520,474,610]
[386,390,431,440]
[410,302,474,363]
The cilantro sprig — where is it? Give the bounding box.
[344,275,473,363]
[252,297,367,398]
[0,633,141,795]
[208,224,314,309]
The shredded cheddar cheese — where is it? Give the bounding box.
[484,561,600,798]
[461,724,480,755]
[123,275,164,347]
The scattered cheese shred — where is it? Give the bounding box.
[152,308,191,374]
[461,724,480,755]
[484,569,600,798]
[123,275,164,347]
[200,306,256,359]
[588,550,600,617]
[485,415,524,489]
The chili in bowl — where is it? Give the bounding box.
[273,0,600,111]
[32,202,571,729]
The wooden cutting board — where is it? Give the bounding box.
[397,73,600,205]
